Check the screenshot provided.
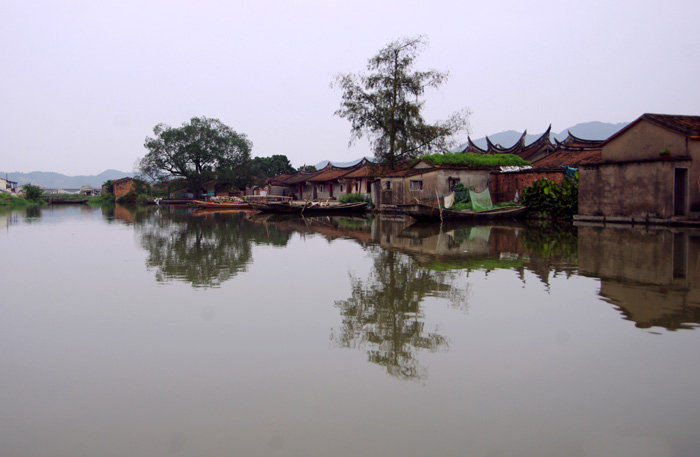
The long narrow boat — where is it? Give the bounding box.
[399,203,526,221]
[249,201,368,214]
[191,199,252,210]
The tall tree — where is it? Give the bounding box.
[333,36,469,169]
[139,117,252,194]
[249,155,295,178]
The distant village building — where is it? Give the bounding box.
[80,185,100,196]
[577,113,700,222]
[0,177,19,194]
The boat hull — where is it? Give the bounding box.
[250,202,368,214]
[191,200,252,210]
[400,204,526,221]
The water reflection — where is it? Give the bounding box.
[134,208,290,287]
[123,206,700,333]
[332,247,461,380]
[578,225,700,331]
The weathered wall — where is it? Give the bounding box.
[436,169,490,195]
[113,179,134,201]
[578,160,690,218]
[490,170,565,203]
[378,169,491,207]
[603,120,689,162]
[379,171,439,206]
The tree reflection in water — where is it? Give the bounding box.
[332,247,465,381]
[136,210,290,287]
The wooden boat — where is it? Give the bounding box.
[46,198,88,204]
[249,201,368,214]
[191,199,252,210]
[399,203,526,221]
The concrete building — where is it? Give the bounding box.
[578,113,700,223]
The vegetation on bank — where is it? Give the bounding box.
[0,193,37,208]
[521,174,579,219]
[0,184,46,208]
[339,193,370,204]
[418,152,530,168]
[88,194,116,206]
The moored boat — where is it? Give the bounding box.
[249,201,368,214]
[399,203,526,221]
[191,199,252,210]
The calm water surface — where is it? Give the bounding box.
[1,205,699,457]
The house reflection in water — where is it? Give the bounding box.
[578,225,700,331]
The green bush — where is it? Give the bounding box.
[521,174,578,219]
[24,184,43,201]
[339,193,368,204]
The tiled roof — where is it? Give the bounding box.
[342,163,382,178]
[285,170,324,184]
[268,173,296,185]
[382,167,436,178]
[533,149,602,168]
[643,113,700,136]
[307,166,357,182]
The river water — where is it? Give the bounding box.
[1,205,699,457]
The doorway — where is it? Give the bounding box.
[674,168,688,216]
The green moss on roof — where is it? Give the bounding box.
[418,153,530,168]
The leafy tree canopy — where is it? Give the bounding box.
[250,155,295,178]
[23,184,43,201]
[298,164,317,172]
[139,117,252,192]
[333,36,469,169]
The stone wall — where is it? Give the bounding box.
[578,159,690,219]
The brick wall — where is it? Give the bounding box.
[113,178,134,201]
[490,170,565,203]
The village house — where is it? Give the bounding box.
[337,159,378,198]
[306,163,361,200]
[374,159,494,209]
[577,113,700,223]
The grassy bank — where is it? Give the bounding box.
[88,194,116,206]
[0,193,44,208]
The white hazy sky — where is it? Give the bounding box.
[1,0,698,175]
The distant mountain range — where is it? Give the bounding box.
[1,169,132,189]
[463,121,629,150]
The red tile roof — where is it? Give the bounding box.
[533,149,602,168]
[643,113,700,136]
[307,166,357,182]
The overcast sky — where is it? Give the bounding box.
[1,0,698,175]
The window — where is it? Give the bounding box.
[384,181,391,190]
[340,184,344,192]
[318,184,324,193]
[410,180,423,191]
[448,177,460,191]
